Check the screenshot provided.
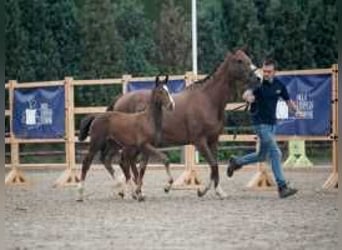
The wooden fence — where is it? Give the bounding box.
[4,66,338,190]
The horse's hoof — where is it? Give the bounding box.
[76,198,84,202]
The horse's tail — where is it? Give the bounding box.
[106,93,123,111]
[78,115,95,141]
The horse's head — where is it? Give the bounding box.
[153,74,175,111]
[226,49,262,84]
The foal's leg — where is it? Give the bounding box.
[195,139,227,199]
[118,150,139,199]
[122,147,140,185]
[77,145,98,202]
[100,145,127,198]
[100,145,116,179]
[134,153,149,201]
[128,147,173,195]
[137,144,173,198]
[129,151,140,185]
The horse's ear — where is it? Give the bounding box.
[240,45,250,55]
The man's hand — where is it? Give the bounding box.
[295,110,305,118]
[286,100,304,118]
[242,89,255,103]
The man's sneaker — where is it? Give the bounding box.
[278,185,298,199]
[226,157,242,178]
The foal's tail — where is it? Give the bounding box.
[78,115,95,141]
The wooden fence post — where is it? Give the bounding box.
[122,74,131,94]
[323,64,338,189]
[246,141,276,190]
[54,77,80,187]
[5,80,29,185]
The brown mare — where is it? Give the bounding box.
[77,75,175,201]
[108,49,259,199]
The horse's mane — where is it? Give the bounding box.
[185,54,229,91]
[106,93,123,111]
[185,74,212,90]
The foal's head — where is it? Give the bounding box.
[152,74,175,111]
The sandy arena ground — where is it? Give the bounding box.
[5,166,338,250]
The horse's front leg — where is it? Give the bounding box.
[195,139,227,199]
[209,141,227,199]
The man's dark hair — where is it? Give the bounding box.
[263,58,277,68]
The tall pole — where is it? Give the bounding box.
[192,0,198,76]
[173,0,202,189]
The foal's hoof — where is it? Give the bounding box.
[215,190,228,200]
[164,186,171,193]
[138,196,145,202]
[132,193,138,200]
[197,189,205,197]
[118,191,125,199]
[136,193,145,202]
[76,198,84,202]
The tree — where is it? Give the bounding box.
[264,0,315,69]
[306,0,337,68]
[222,0,267,65]
[115,0,157,76]
[5,0,31,81]
[47,0,81,78]
[197,0,227,73]
[18,0,63,81]
[6,0,82,81]
[77,0,124,79]
[154,0,191,74]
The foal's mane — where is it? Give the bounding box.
[150,81,165,145]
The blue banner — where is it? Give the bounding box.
[13,86,65,138]
[275,74,332,136]
[127,79,185,93]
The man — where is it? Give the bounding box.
[226,59,301,198]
